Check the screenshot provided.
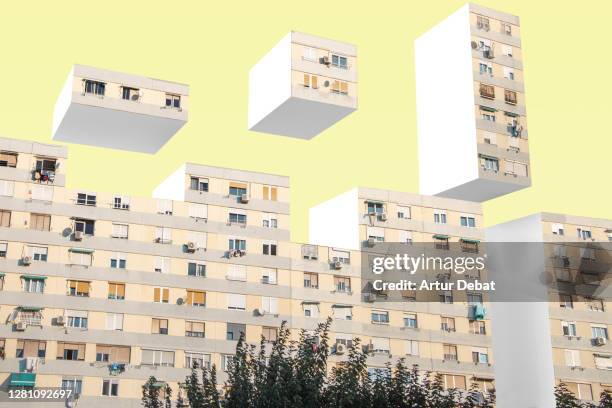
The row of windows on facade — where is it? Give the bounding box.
[189,176,280,202]
[365,202,477,227]
[302,74,349,95]
[479,154,528,177]
[478,83,519,105]
[550,223,611,241]
[475,14,515,36]
[478,60,517,80]
[83,79,182,109]
[301,47,350,70]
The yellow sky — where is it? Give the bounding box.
[0,0,610,242]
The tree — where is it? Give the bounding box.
[597,390,612,408]
[323,337,370,408]
[202,364,221,407]
[184,362,204,408]
[163,383,173,408]
[142,376,163,408]
[294,318,332,408]
[224,331,255,408]
[555,382,583,408]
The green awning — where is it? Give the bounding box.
[152,381,168,388]
[302,301,320,305]
[21,275,47,280]
[504,111,519,117]
[365,200,384,205]
[70,248,94,254]
[433,234,450,240]
[10,373,36,387]
[479,105,497,112]
[19,306,42,311]
[0,272,5,277]
[332,304,353,308]
[461,238,480,244]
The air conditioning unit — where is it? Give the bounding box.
[240,194,249,204]
[261,276,270,284]
[21,256,32,266]
[56,315,66,326]
[255,308,266,316]
[378,213,387,221]
[365,293,377,302]
[333,261,342,270]
[595,337,607,346]
[15,321,26,331]
[74,230,83,241]
[186,242,196,253]
[366,238,375,248]
[239,250,247,257]
[320,56,330,66]
[335,343,347,355]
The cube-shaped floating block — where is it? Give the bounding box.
[248,31,357,139]
[52,64,188,154]
[415,4,530,201]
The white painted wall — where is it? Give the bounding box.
[309,188,360,250]
[415,5,478,196]
[248,32,292,130]
[486,214,556,408]
[52,66,75,137]
[152,164,187,201]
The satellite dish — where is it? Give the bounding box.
[177,298,184,305]
[324,80,330,88]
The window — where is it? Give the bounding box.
[367,201,384,214]
[153,287,170,303]
[397,206,411,219]
[559,294,573,309]
[434,235,450,250]
[154,257,171,273]
[229,182,247,197]
[22,276,45,293]
[157,199,173,215]
[0,210,10,227]
[303,73,318,89]
[165,93,181,109]
[578,228,592,240]
[229,212,247,224]
[61,378,82,396]
[190,177,209,192]
[187,231,207,249]
[108,283,125,300]
[471,320,486,335]
[504,89,517,105]
[333,305,353,320]
[0,152,17,167]
[334,276,351,293]
[84,79,105,95]
[587,298,604,312]
[66,310,88,329]
[261,297,278,314]
[222,355,233,371]
[481,112,496,122]
[263,241,277,256]
[186,321,205,338]
[16,340,46,358]
[263,186,278,201]
[367,226,385,242]
[303,46,317,61]
[303,303,319,317]
[69,249,93,266]
[68,280,90,297]
[187,290,206,307]
[472,348,489,364]
[185,352,211,369]
[501,22,512,35]
[76,193,96,206]
[75,219,95,235]
[564,349,581,367]
[502,44,513,57]
[330,249,350,265]
[443,344,458,361]
[57,342,85,361]
[226,323,246,341]
[562,321,578,337]
[113,196,130,210]
[479,83,495,99]
[110,253,126,269]
[592,326,609,340]
[371,310,389,324]
[460,216,476,228]
[96,345,130,363]
[0,180,14,197]
[141,349,175,367]
[441,317,456,332]
[262,214,278,228]
[331,80,348,95]
[399,230,413,244]
[111,223,128,239]
[480,155,499,172]
[152,318,169,335]
[440,291,453,304]
[371,337,390,353]
[443,374,466,390]
[227,264,247,281]
[154,227,172,244]
[552,223,565,235]
[30,213,51,231]
[189,203,208,220]
[188,262,206,277]
[229,238,246,251]
[106,313,124,331]
[404,313,418,328]
[467,293,483,305]
[121,86,139,101]
[476,15,490,30]
[304,272,319,288]
[479,62,493,76]
[503,67,515,80]
[594,354,612,370]
[302,245,318,260]
[262,327,278,342]
[331,54,348,69]
[261,268,277,284]
[102,379,119,397]
[434,211,447,224]
[565,383,593,401]
[228,294,246,310]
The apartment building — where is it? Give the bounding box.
[0,136,495,406]
[52,64,189,154]
[486,213,612,407]
[248,31,357,139]
[415,4,530,201]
